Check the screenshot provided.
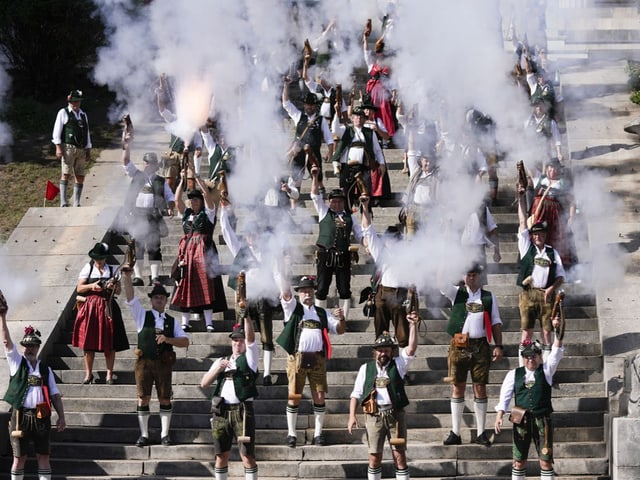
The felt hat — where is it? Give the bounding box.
[20,325,42,346]
[187,189,204,201]
[361,94,377,110]
[520,339,543,357]
[229,323,246,339]
[302,92,320,105]
[148,283,170,298]
[328,188,346,200]
[352,106,366,116]
[547,157,562,168]
[372,331,396,348]
[88,242,109,260]
[67,90,84,102]
[294,275,316,291]
[530,221,548,233]
[467,263,484,274]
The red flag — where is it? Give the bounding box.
[45,180,60,201]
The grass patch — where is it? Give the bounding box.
[0,90,118,243]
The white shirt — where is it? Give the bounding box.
[460,207,498,247]
[362,224,404,288]
[219,206,280,301]
[51,105,92,148]
[350,349,415,405]
[441,285,502,339]
[495,343,564,413]
[518,229,565,288]
[280,296,341,353]
[5,347,61,409]
[281,100,334,147]
[334,127,385,166]
[123,161,175,209]
[125,297,189,338]
[207,341,259,404]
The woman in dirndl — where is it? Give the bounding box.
[72,242,130,384]
[170,175,227,332]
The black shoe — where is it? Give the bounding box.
[81,374,94,385]
[161,435,172,446]
[443,431,461,445]
[151,277,161,285]
[286,435,297,448]
[132,277,144,286]
[181,323,191,332]
[262,375,272,386]
[475,431,491,447]
[135,436,150,447]
[313,434,327,446]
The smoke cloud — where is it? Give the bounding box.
[91,0,624,296]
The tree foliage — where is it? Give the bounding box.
[0,0,106,101]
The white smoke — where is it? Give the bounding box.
[91,0,625,295]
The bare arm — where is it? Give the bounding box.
[51,393,66,431]
[405,312,419,356]
[122,269,134,302]
[243,313,255,345]
[175,168,186,214]
[347,396,359,434]
[0,304,13,352]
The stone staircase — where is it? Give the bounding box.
[7,1,638,478]
[0,142,609,479]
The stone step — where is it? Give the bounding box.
[0,455,607,478]
[54,354,603,386]
[58,393,607,417]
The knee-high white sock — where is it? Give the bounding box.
[59,180,68,207]
[541,468,555,479]
[286,404,298,437]
[315,298,327,309]
[214,466,228,480]
[203,309,213,326]
[181,313,190,326]
[263,349,273,377]
[474,397,488,435]
[244,465,258,480]
[150,261,160,280]
[451,397,465,435]
[341,298,350,321]
[137,406,150,437]
[73,183,83,207]
[512,467,526,480]
[38,469,51,480]
[313,403,325,437]
[160,404,172,437]
[368,466,382,480]
[542,344,552,363]
[133,260,144,280]
[11,469,24,480]
[395,466,410,480]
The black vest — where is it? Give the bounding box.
[137,311,176,359]
[62,109,89,147]
[514,365,553,417]
[517,244,557,288]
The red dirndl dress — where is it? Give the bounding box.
[72,277,129,352]
[171,208,228,313]
[366,63,396,138]
[530,178,576,267]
